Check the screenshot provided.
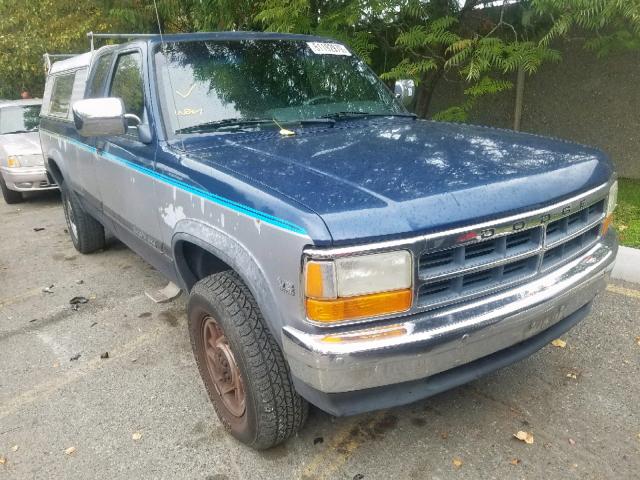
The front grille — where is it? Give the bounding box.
[417,199,605,310]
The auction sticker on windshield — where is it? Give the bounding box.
[307,42,351,56]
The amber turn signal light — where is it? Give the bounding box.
[306,289,412,323]
[602,213,613,236]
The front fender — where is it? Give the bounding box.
[172,219,286,344]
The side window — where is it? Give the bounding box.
[86,53,114,98]
[49,73,76,118]
[110,52,144,120]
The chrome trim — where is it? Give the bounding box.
[285,233,617,393]
[303,181,613,327]
[304,181,611,258]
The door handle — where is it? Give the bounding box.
[96,140,106,151]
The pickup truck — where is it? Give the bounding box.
[40,32,618,450]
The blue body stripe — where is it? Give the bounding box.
[43,130,307,235]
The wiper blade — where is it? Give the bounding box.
[3,129,33,134]
[176,118,273,134]
[298,118,336,127]
[322,111,417,120]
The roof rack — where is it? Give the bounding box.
[87,31,157,51]
[43,53,76,73]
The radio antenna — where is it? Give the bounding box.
[152,0,184,147]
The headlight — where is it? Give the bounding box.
[304,250,413,323]
[7,156,21,168]
[603,180,618,235]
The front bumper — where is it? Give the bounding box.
[283,232,617,400]
[0,166,57,192]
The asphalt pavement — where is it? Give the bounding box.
[1,191,639,480]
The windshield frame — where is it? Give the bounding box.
[151,38,407,140]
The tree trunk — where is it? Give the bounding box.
[414,66,445,118]
[513,66,525,131]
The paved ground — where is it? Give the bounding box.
[1,192,639,480]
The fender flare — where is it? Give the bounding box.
[172,219,285,343]
[44,145,69,185]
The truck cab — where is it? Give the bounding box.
[40,32,618,449]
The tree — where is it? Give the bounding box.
[0,0,112,98]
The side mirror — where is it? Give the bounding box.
[72,98,127,137]
[394,79,415,108]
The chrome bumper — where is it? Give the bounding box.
[1,166,57,191]
[283,234,617,394]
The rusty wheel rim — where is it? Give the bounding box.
[202,315,246,417]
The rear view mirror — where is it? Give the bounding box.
[394,79,415,108]
[72,98,127,137]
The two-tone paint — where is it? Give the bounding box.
[39,32,617,415]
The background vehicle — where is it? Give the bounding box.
[40,32,618,449]
[0,99,56,203]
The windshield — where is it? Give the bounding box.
[155,39,404,135]
[0,105,41,134]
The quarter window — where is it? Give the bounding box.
[110,52,144,120]
[49,73,76,117]
[87,52,114,98]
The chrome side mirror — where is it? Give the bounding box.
[72,98,127,137]
[394,79,415,108]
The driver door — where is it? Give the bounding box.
[94,49,163,255]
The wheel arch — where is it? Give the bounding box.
[172,220,285,343]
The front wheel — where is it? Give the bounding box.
[0,174,23,204]
[60,183,105,254]
[188,271,308,449]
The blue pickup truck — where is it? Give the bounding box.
[40,32,618,449]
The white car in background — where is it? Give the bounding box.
[0,99,57,204]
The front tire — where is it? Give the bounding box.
[188,271,308,449]
[60,182,105,254]
[0,175,23,204]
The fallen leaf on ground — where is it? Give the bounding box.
[0,456,5,465]
[440,431,449,440]
[514,431,534,444]
[452,457,463,469]
[618,225,628,232]
[635,336,640,346]
[10,446,18,452]
[566,373,578,379]
[69,296,88,305]
[64,447,76,455]
[132,432,142,441]
[551,339,566,348]
[509,458,521,465]
[568,438,576,445]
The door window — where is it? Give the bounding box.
[110,52,145,120]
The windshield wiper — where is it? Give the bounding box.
[321,111,416,121]
[298,118,336,127]
[176,118,274,134]
[3,129,35,134]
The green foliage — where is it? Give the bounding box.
[0,0,638,121]
[533,0,640,54]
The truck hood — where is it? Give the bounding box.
[0,131,43,159]
[182,119,614,244]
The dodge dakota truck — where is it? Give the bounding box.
[40,32,618,449]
